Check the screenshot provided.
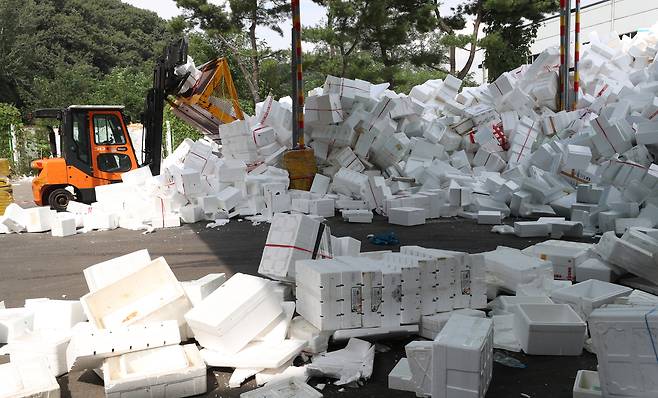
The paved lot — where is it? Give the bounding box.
[1,182,598,397]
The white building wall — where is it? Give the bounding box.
[531,0,658,55]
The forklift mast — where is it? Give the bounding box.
[142,37,189,175]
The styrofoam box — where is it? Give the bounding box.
[522,240,591,281]
[489,295,554,316]
[514,304,586,356]
[576,258,618,283]
[6,331,71,376]
[240,377,322,398]
[185,273,283,354]
[388,207,426,226]
[420,309,486,340]
[573,370,602,398]
[432,315,494,398]
[0,358,60,398]
[589,305,658,398]
[103,344,207,398]
[83,249,152,292]
[25,298,87,332]
[0,308,34,343]
[66,320,181,372]
[477,210,502,225]
[295,259,343,331]
[258,213,321,281]
[81,257,192,332]
[388,358,415,393]
[551,280,632,319]
[24,207,52,233]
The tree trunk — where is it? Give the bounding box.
[449,46,456,75]
[457,2,483,80]
[249,9,261,104]
[216,33,260,105]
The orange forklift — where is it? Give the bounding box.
[30,38,244,211]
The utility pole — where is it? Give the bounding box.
[291,0,304,149]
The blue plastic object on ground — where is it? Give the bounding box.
[367,232,400,246]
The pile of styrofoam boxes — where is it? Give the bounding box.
[293,245,487,333]
[390,315,494,397]
[7,24,658,237]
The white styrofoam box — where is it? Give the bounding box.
[341,209,373,223]
[288,316,331,354]
[522,240,592,281]
[332,324,418,341]
[5,331,70,376]
[310,174,331,195]
[23,206,52,232]
[83,249,151,292]
[488,295,554,316]
[103,344,206,398]
[179,204,204,224]
[81,257,191,332]
[589,305,658,398]
[171,166,203,196]
[551,280,632,320]
[514,304,586,356]
[564,145,593,170]
[181,273,226,306]
[241,377,322,398]
[305,94,343,126]
[615,218,654,235]
[432,315,494,398]
[477,210,502,225]
[309,199,335,217]
[405,340,433,395]
[331,236,361,257]
[482,247,554,293]
[201,338,306,369]
[258,213,322,281]
[388,207,426,226]
[388,358,416,393]
[573,370,602,398]
[0,358,60,398]
[254,301,296,344]
[594,231,658,285]
[51,213,77,237]
[513,221,551,237]
[420,309,486,340]
[66,320,181,372]
[151,213,181,229]
[185,273,282,354]
[24,298,86,332]
[295,259,346,331]
[121,166,153,186]
[576,257,619,283]
[335,199,369,210]
[0,308,33,343]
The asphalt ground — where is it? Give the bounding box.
[0,180,598,397]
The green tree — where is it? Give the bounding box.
[176,0,290,104]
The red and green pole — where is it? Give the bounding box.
[573,0,581,110]
[291,0,305,149]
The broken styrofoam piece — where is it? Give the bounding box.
[573,370,602,398]
[81,257,192,333]
[332,324,419,341]
[550,280,632,320]
[594,231,658,285]
[24,298,87,333]
[185,273,283,354]
[0,308,34,344]
[287,316,331,354]
[483,247,554,293]
[614,289,658,306]
[102,344,207,398]
[514,303,586,356]
[240,377,322,398]
[307,338,374,385]
[492,314,522,352]
[254,363,310,386]
[254,301,296,343]
[83,249,152,292]
[66,320,181,372]
[229,368,263,388]
[200,338,306,369]
[515,275,572,297]
[181,273,226,306]
[0,358,60,398]
[589,305,658,398]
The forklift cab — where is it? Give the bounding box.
[31,105,140,211]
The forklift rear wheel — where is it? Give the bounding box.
[48,188,74,212]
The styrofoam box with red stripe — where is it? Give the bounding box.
[258,213,322,282]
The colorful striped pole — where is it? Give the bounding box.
[564,0,571,111]
[559,0,566,110]
[573,0,581,110]
[291,0,305,149]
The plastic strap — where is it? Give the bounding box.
[645,306,658,364]
[311,223,326,260]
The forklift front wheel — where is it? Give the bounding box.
[48,188,74,212]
